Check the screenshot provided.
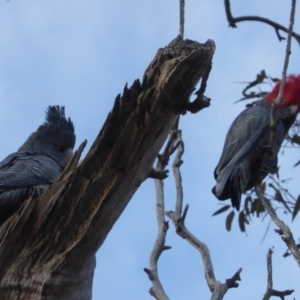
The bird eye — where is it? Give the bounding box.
[53,143,58,148]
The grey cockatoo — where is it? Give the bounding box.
[0,106,75,224]
[212,74,300,210]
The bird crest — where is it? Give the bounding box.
[266,74,300,108]
[44,106,74,133]
[19,105,75,152]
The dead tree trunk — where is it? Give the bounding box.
[0,36,215,300]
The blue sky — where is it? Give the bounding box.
[0,1,300,299]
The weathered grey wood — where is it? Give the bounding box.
[0,36,215,300]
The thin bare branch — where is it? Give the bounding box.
[145,131,181,300]
[255,0,300,269]
[263,250,275,300]
[255,185,300,268]
[143,38,215,296]
[275,0,296,105]
[267,248,273,290]
[264,289,294,299]
[224,0,300,45]
[262,248,294,300]
[166,207,242,299]
[166,131,242,299]
[179,0,185,38]
[172,131,184,220]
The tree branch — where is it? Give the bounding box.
[179,0,185,38]
[255,0,300,269]
[172,131,184,220]
[267,248,273,291]
[166,131,242,299]
[144,131,179,300]
[224,0,300,45]
[255,185,300,268]
[0,36,215,299]
[275,0,296,105]
[263,0,296,171]
[262,248,294,300]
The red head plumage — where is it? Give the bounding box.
[266,74,300,110]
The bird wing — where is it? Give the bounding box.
[215,104,270,178]
[0,151,61,190]
[0,151,62,210]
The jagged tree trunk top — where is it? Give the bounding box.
[0,36,215,300]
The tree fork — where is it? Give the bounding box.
[0,36,215,300]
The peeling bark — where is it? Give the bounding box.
[0,36,215,300]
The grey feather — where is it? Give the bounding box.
[0,106,75,224]
[212,99,296,210]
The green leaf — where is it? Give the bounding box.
[269,76,280,83]
[275,189,284,202]
[244,196,252,216]
[238,211,247,232]
[268,183,277,192]
[212,205,231,216]
[251,199,265,217]
[292,196,300,221]
[275,189,292,213]
[226,211,235,231]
